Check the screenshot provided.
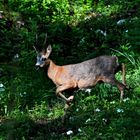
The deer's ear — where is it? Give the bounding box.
[46,45,52,53]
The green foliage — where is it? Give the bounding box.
[0,0,140,139]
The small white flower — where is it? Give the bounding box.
[123,97,130,102]
[96,29,107,36]
[20,92,27,97]
[76,108,79,112]
[110,101,115,104]
[23,92,27,95]
[14,54,19,59]
[85,89,91,93]
[66,130,73,135]
[78,128,82,132]
[84,16,90,20]
[125,30,128,33]
[86,118,91,123]
[107,5,111,8]
[0,83,4,88]
[17,21,24,26]
[102,118,107,123]
[21,111,24,114]
[20,93,23,97]
[99,133,102,136]
[95,108,100,112]
[117,19,126,25]
[116,108,124,113]
[0,83,5,92]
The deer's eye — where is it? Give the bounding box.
[41,58,46,61]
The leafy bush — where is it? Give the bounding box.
[0,0,140,139]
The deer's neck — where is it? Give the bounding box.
[47,59,59,81]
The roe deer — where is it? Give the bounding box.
[34,36,127,107]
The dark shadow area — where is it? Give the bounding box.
[1,103,140,139]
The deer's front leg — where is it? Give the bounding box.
[56,83,76,122]
[56,83,76,104]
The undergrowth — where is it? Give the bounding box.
[1,63,140,139]
[0,0,140,139]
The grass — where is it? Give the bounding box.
[1,55,140,140]
[1,0,140,139]
[1,64,140,139]
[1,95,140,139]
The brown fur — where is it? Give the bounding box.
[35,45,127,105]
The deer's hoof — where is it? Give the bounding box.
[66,95,74,105]
[68,95,74,101]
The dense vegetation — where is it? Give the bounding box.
[0,0,140,139]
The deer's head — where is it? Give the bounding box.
[34,34,52,68]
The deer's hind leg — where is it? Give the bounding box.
[101,76,126,101]
[115,80,126,101]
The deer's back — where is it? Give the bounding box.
[53,56,119,87]
[68,56,119,80]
